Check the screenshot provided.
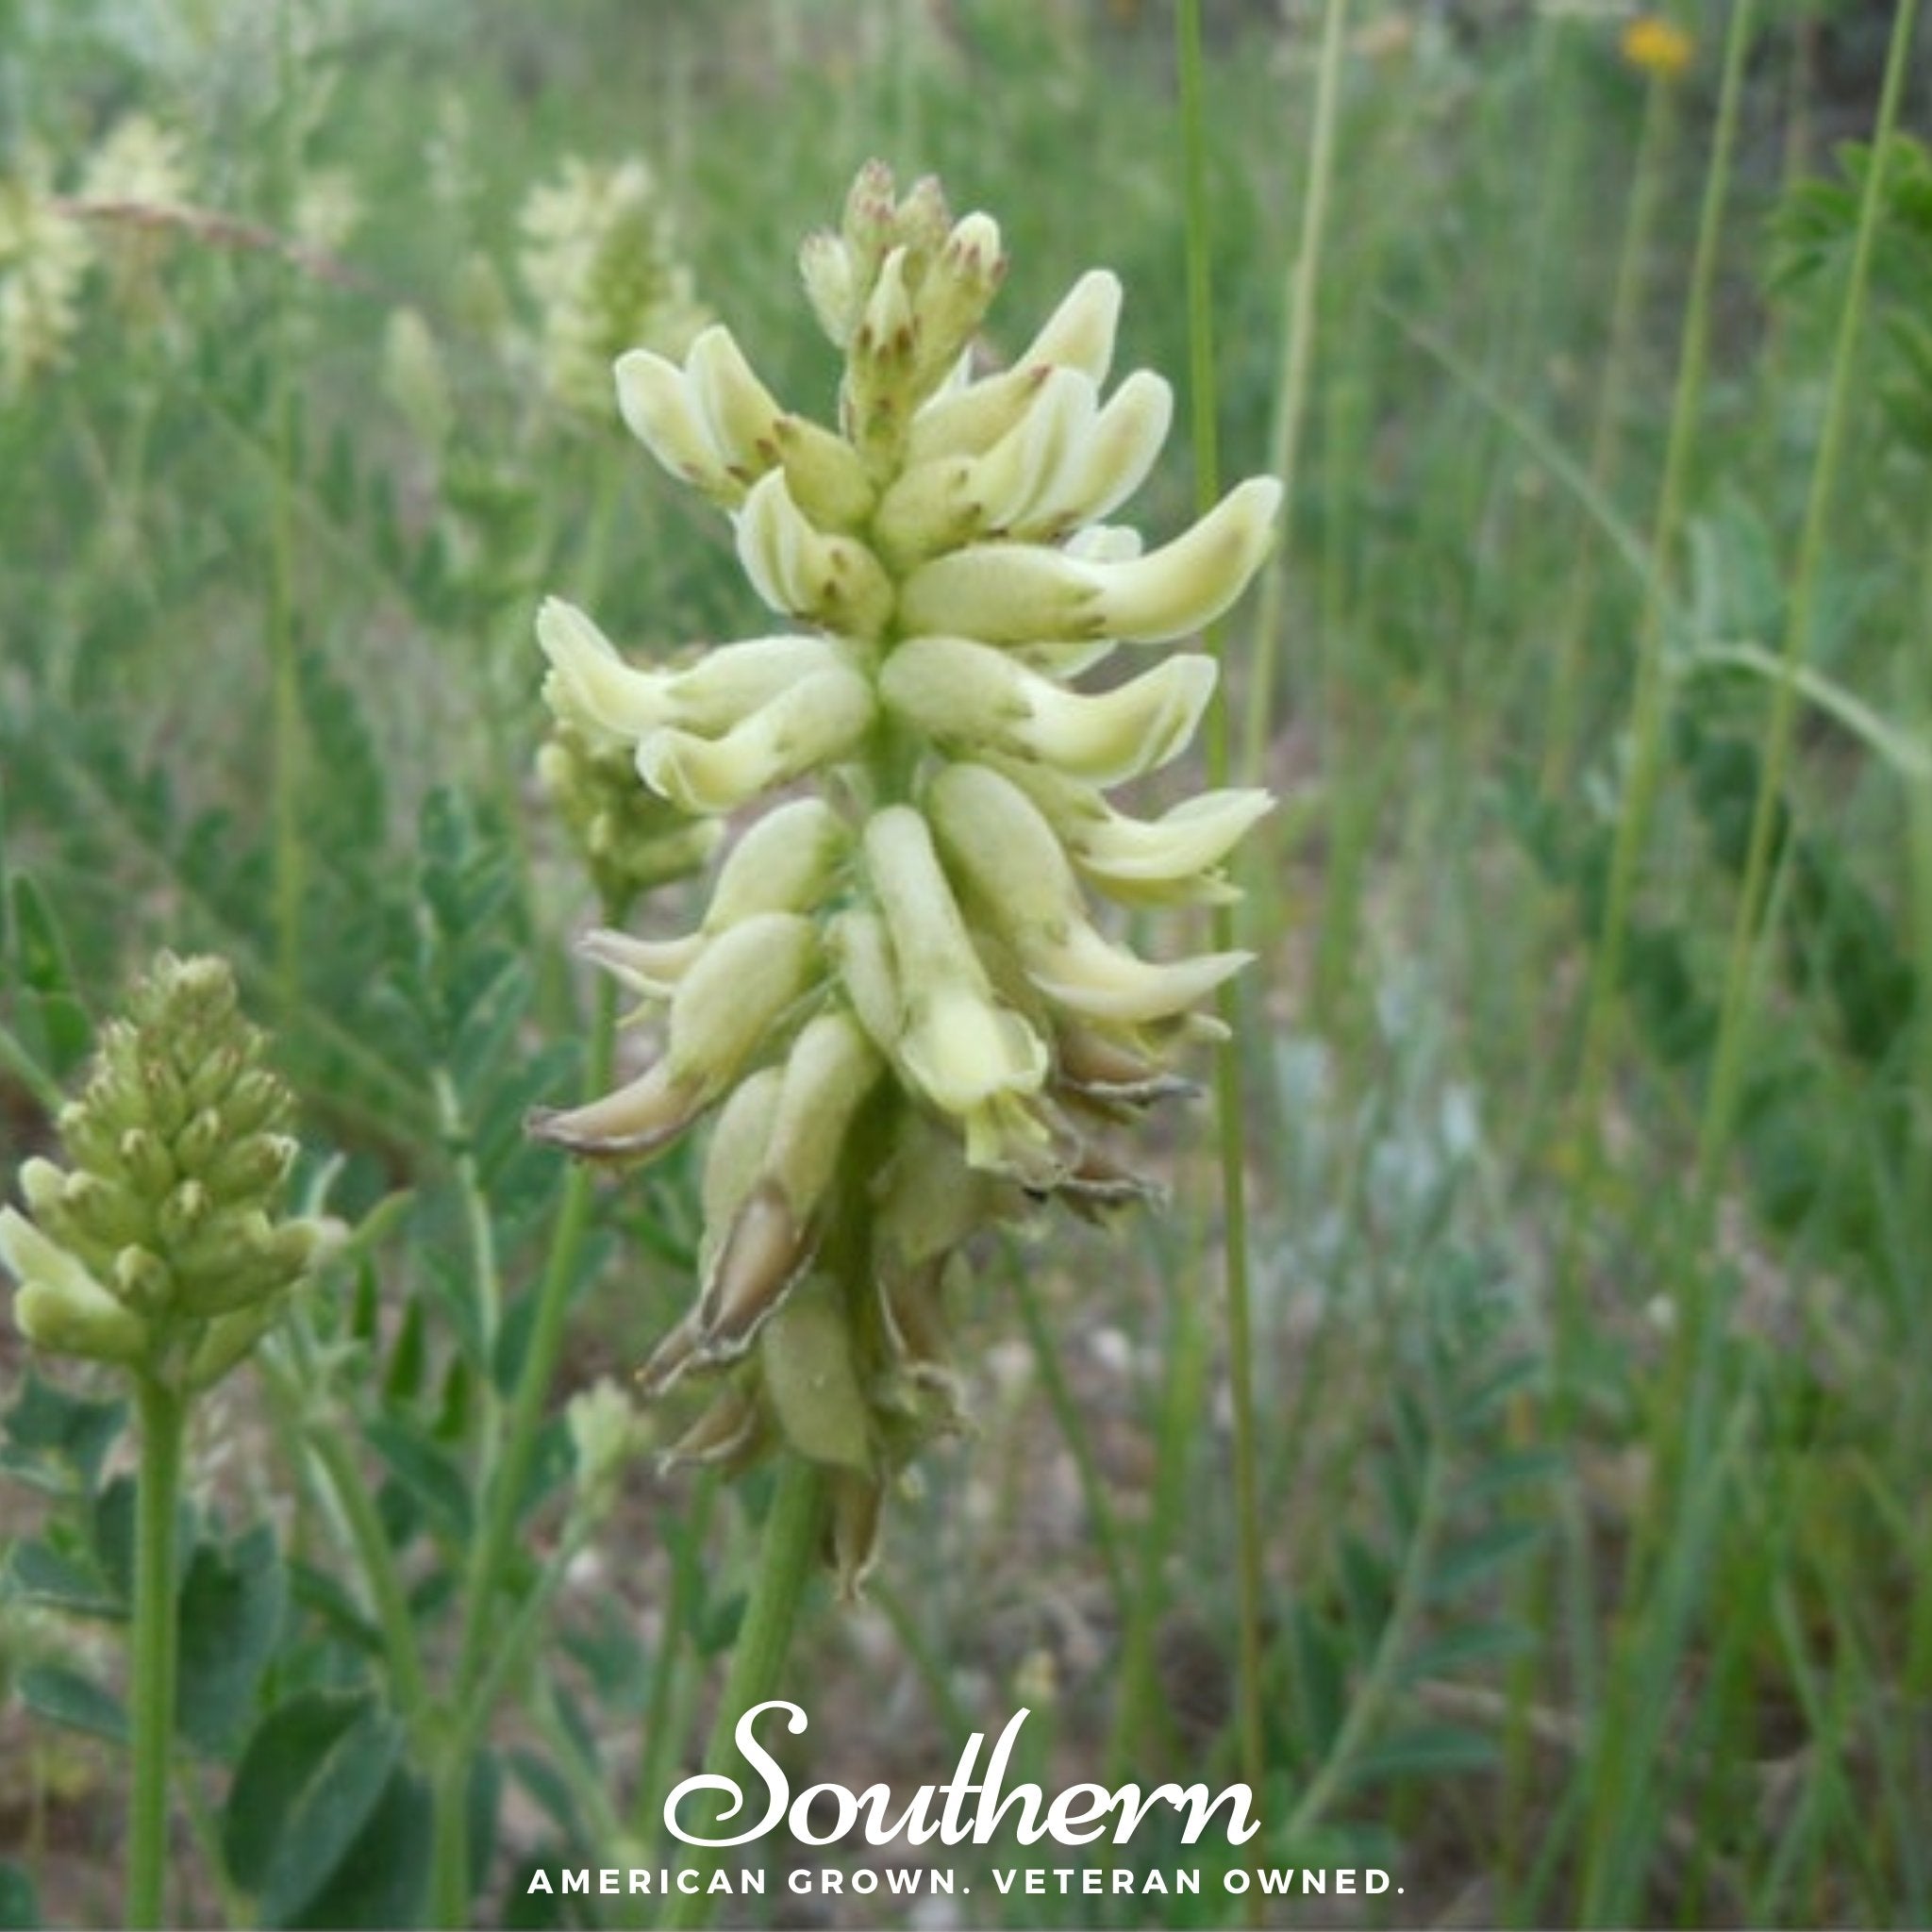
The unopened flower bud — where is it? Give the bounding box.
[539,723,724,915]
[187,1303,281,1391]
[773,413,877,531]
[0,1211,150,1365]
[734,471,895,639]
[696,1011,880,1356]
[758,1276,872,1473]
[174,1108,226,1177]
[52,1170,148,1253]
[568,1378,650,1520]
[909,212,1006,391]
[800,228,860,346]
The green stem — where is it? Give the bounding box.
[433,1065,507,1478]
[0,1022,65,1116]
[1104,1220,1208,1787]
[1175,0,1269,1826]
[630,1476,717,1857]
[1005,1240,1131,1614]
[430,978,618,1924]
[468,1522,592,1724]
[667,1458,827,1930]
[1541,74,1677,797]
[268,4,304,1024]
[1241,0,1350,781]
[126,1374,186,1931]
[307,1411,434,1731]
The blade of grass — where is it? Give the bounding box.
[1174,0,1268,1847]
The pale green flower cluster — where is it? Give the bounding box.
[291,168,362,256]
[519,157,707,421]
[0,955,328,1391]
[0,149,94,395]
[532,164,1278,1587]
[0,113,195,393]
[80,114,192,210]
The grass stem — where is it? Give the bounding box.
[1690,0,1923,1197]
[1243,0,1352,781]
[1174,0,1270,1836]
[431,974,618,1924]
[1541,74,1678,797]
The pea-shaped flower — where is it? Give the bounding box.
[531,163,1279,1591]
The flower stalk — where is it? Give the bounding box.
[126,1373,186,1930]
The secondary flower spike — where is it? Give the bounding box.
[531,162,1280,1592]
[0,953,330,1391]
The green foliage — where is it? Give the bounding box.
[223,1690,418,1927]
[1,0,1929,1926]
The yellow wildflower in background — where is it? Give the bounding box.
[1621,13,1694,79]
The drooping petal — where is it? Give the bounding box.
[1026,923,1251,1024]
[991,758,1274,905]
[638,665,875,813]
[880,637,1215,785]
[536,597,674,741]
[1084,476,1282,642]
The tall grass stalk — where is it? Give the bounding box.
[1690,0,1922,1198]
[1174,0,1268,1825]
[1587,10,1925,1903]
[1541,74,1679,797]
[1103,1219,1212,1788]
[1007,1242,1132,1614]
[432,975,619,1924]
[1528,0,1758,1901]
[1242,0,1352,783]
[268,6,305,1022]
[1547,0,1757,1409]
[630,1476,716,1863]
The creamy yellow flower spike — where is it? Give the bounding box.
[530,162,1280,1591]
